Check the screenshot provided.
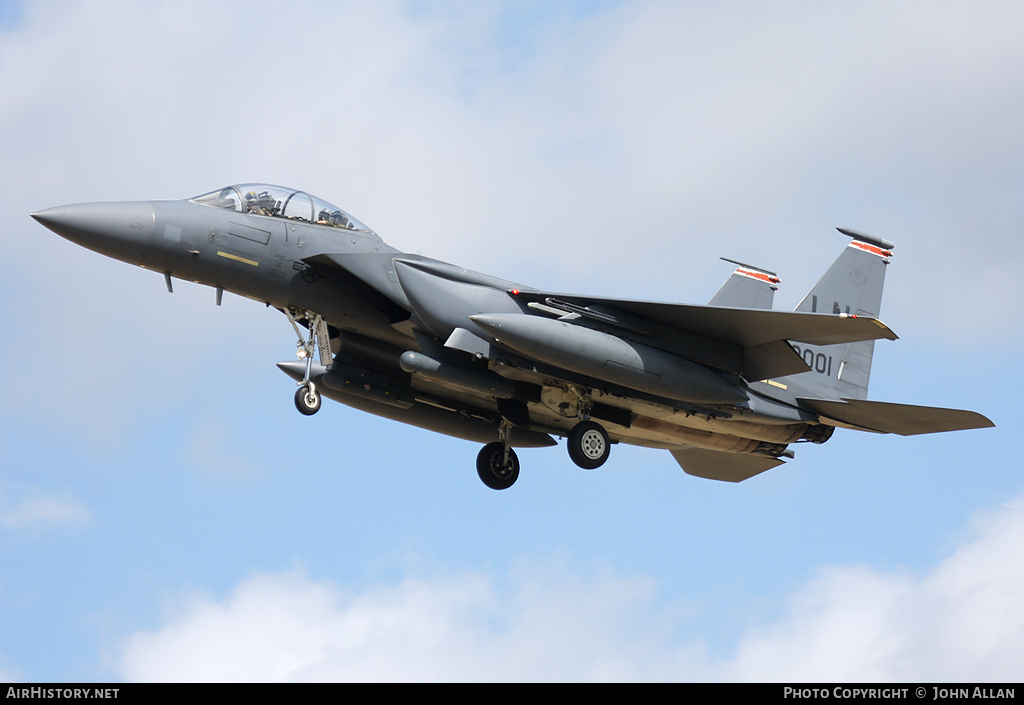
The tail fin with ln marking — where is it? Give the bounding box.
[777,228,894,400]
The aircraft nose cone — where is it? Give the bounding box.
[32,201,155,264]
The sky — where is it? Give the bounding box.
[0,0,1021,682]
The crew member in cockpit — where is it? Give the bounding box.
[245,190,279,217]
[317,209,351,229]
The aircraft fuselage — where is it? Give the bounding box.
[32,185,993,489]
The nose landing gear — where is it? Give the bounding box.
[285,307,331,417]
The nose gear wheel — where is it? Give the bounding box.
[294,385,321,415]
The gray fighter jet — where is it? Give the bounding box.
[32,184,993,489]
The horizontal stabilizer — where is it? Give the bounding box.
[744,339,812,380]
[670,447,784,482]
[798,398,995,436]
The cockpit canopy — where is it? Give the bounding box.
[191,184,373,233]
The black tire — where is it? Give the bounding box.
[567,420,610,469]
[294,385,321,416]
[476,442,520,490]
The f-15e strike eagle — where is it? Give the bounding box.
[32,184,993,489]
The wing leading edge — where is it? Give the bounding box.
[511,291,897,347]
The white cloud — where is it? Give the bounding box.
[116,560,677,682]
[725,497,1024,682]
[116,494,1024,682]
[0,486,92,531]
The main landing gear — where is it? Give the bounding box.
[566,394,611,470]
[567,420,610,469]
[477,442,520,490]
[475,413,612,490]
[477,418,520,490]
[285,307,331,416]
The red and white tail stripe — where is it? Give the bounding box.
[735,267,780,284]
[848,240,893,258]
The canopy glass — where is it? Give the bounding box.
[191,184,373,233]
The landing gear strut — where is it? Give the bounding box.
[285,307,331,416]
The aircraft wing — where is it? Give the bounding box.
[670,447,785,482]
[512,290,897,380]
[797,398,995,435]
[512,291,897,347]
[299,252,897,382]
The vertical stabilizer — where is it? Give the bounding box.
[708,258,779,309]
[781,228,894,400]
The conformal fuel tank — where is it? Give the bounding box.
[470,313,746,405]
